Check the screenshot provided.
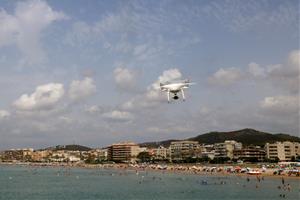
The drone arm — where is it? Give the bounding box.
[181,88,185,101]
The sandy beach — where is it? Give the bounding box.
[1,162,299,180]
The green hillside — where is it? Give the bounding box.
[44,144,92,151]
[141,128,300,147]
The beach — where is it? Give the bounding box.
[1,162,299,179]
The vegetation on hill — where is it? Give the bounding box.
[44,144,92,151]
[141,128,300,147]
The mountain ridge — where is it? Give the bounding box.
[140,128,300,148]
[42,144,92,151]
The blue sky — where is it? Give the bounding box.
[0,0,299,149]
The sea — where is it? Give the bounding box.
[0,165,299,200]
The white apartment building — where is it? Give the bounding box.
[265,141,300,161]
[214,140,242,159]
[170,141,200,161]
[199,144,215,160]
[152,146,170,160]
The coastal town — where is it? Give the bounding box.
[1,140,299,173]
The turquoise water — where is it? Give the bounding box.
[0,165,299,200]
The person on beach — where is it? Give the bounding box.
[281,177,285,185]
[278,185,281,190]
[256,176,261,182]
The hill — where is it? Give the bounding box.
[44,144,92,151]
[140,128,300,147]
[189,128,300,146]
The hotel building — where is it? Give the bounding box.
[170,140,200,161]
[265,141,300,161]
[108,142,140,163]
[214,140,242,159]
[233,146,266,161]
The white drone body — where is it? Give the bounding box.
[160,80,195,103]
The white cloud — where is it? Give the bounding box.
[155,68,182,87]
[58,116,74,124]
[288,50,300,70]
[69,77,96,101]
[208,67,242,86]
[248,62,265,77]
[13,83,64,110]
[260,95,299,114]
[113,67,137,90]
[85,105,105,114]
[0,110,10,119]
[251,50,300,94]
[210,50,299,91]
[102,110,134,122]
[0,0,67,64]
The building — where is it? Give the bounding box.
[108,142,140,163]
[233,146,266,161]
[88,148,108,161]
[31,150,51,162]
[152,146,170,160]
[199,144,215,160]
[170,141,200,161]
[214,140,242,159]
[2,149,34,162]
[265,142,300,161]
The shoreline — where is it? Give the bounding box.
[1,162,299,180]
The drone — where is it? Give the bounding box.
[160,79,195,103]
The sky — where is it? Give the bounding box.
[0,0,299,150]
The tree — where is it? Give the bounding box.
[291,156,296,162]
[137,152,151,163]
[85,154,96,164]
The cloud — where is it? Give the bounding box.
[200,1,298,32]
[113,67,137,91]
[260,95,299,115]
[247,50,299,93]
[210,50,299,92]
[288,50,300,70]
[208,67,242,86]
[13,83,64,110]
[0,110,10,119]
[156,68,182,85]
[0,0,67,64]
[102,110,134,122]
[256,95,299,134]
[85,105,103,114]
[65,1,201,63]
[267,50,300,94]
[248,62,266,77]
[69,77,96,101]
